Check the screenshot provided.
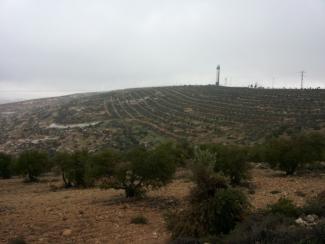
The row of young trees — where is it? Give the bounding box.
[0,142,191,197]
[1,132,324,193]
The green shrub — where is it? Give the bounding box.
[191,147,217,186]
[196,144,250,185]
[174,140,194,166]
[0,152,13,179]
[53,150,92,187]
[214,145,250,185]
[69,150,92,187]
[226,213,325,244]
[108,144,176,197]
[247,144,264,162]
[263,133,325,175]
[303,191,325,217]
[166,171,249,239]
[267,197,301,217]
[130,215,148,224]
[88,149,120,182]
[53,151,74,187]
[16,150,49,182]
[263,138,300,175]
[8,237,27,244]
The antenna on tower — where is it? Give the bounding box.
[300,71,305,89]
[216,65,220,86]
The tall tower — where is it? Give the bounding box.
[216,65,220,86]
[300,71,305,89]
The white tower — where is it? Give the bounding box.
[216,65,220,86]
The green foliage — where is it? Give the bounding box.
[0,152,13,179]
[8,237,27,244]
[53,151,74,187]
[52,142,179,192]
[109,143,177,197]
[88,149,120,180]
[174,140,194,166]
[197,144,251,185]
[226,192,325,244]
[225,213,325,244]
[247,144,264,162]
[192,147,217,185]
[266,197,301,217]
[303,191,325,217]
[167,169,249,239]
[263,132,325,175]
[69,150,91,187]
[16,150,49,182]
[130,215,148,224]
[53,150,92,187]
[214,145,250,185]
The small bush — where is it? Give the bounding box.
[226,213,325,244]
[8,237,27,244]
[263,132,325,175]
[303,191,325,217]
[166,171,249,239]
[130,215,148,224]
[197,144,250,185]
[267,197,301,217]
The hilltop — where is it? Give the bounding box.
[0,85,324,153]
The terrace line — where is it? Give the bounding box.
[48,121,100,129]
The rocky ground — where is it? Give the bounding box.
[0,168,324,244]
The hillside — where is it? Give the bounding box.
[0,85,324,153]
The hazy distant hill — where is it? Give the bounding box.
[0,98,18,105]
[0,86,324,153]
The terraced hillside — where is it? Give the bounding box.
[0,86,324,153]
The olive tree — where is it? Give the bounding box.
[17,150,49,182]
[109,144,177,197]
[263,133,325,175]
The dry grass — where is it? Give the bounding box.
[0,168,324,244]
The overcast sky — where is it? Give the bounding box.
[0,0,325,101]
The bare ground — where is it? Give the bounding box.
[0,168,324,244]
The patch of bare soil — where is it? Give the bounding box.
[0,168,324,244]
[250,168,325,209]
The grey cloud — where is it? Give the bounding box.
[0,0,324,100]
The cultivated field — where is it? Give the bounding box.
[0,86,324,153]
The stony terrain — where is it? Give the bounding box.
[0,168,324,244]
[0,86,324,153]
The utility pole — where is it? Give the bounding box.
[300,71,305,89]
[216,65,220,86]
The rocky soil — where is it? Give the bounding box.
[0,168,324,244]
